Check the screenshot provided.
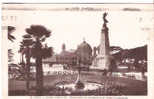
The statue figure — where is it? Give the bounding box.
[103,12,108,28]
[103,12,108,23]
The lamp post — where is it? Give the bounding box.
[75,55,85,89]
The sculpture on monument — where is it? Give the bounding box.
[103,12,108,25]
[91,12,111,70]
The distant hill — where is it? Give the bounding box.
[111,45,147,62]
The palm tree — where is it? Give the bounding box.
[19,43,25,64]
[8,26,16,42]
[19,34,34,94]
[8,26,16,63]
[8,49,14,63]
[18,42,27,81]
[25,25,52,95]
[8,26,16,79]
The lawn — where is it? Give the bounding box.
[9,71,147,96]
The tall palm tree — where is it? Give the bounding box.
[8,26,16,79]
[19,34,34,94]
[25,25,52,95]
[18,42,27,81]
[19,42,26,64]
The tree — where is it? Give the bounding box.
[8,26,16,79]
[8,49,14,63]
[8,26,16,42]
[19,34,34,93]
[121,45,147,70]
[19,43,25,64]
[8,26,16,63]
[110,46,123,65]
[25,25,52,95]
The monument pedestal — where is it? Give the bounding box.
[91,55,110,70]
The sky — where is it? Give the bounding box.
[2,4,154,63]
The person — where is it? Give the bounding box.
[141,65,146,78]
[108,58,117,76]
[102,69,107,76]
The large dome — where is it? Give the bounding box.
[77,41,92,53]
[76,40,92,65]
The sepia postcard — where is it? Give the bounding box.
[1,3,154,99]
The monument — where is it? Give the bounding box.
[91,12,111,70]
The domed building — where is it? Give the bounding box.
[76,40,92,66]
[43,41,93,71]
[56,43,77,66]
